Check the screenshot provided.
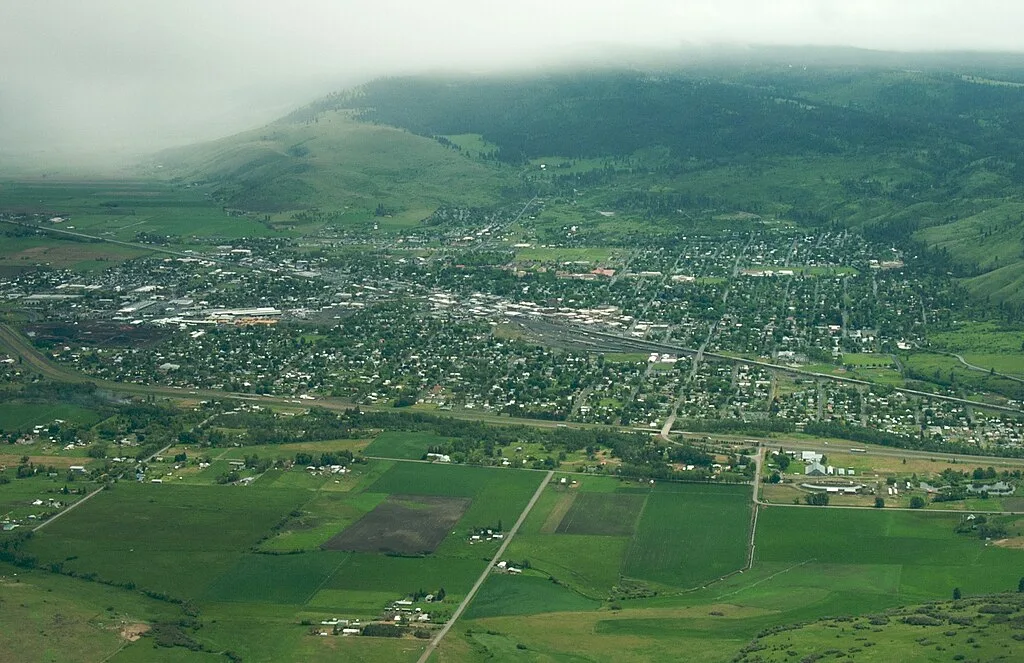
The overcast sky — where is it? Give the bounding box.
[3,0,1024,162]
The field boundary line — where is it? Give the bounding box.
[416,470,553,663]
[715,559,817,600]
[620,489,653,576]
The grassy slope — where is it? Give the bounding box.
[733,594,1024,663]
[157,111,510,220]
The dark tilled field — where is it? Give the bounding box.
[322,494,471,555]
[555,492,646,536]
[26,322,168,348]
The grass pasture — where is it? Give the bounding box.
[0,562,182,663]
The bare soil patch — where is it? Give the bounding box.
[119,623,150,642]
[321,494,470,555]
[993,537,1024,550]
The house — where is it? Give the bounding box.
[801,451,824,463]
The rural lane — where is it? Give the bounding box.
[32,485,104,532]
[416,470,554,663]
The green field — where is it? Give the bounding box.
[754,508,1024,601]
[363,431,450,460]
[22,482,307,598]
[204,551,349,604]
[0,401,100,432]
[368,462,544,536]
[465,574,600,619]
[555,492,645,536]
[623,483,752,589]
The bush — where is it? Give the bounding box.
[902,615,942,626]
[909,496,926,509]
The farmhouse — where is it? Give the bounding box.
[805,461,826,476]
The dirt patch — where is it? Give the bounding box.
[993,537,1024,550]
[321,495,470,555]
[0,454,90,468]
[119,623,150,642]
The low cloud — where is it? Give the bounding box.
[2,0,1023,161]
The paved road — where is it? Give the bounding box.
[945,351,1024,385]
[416,470,553,663]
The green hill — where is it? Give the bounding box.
[734,593,1024,663]
[158,58,1024,305]
[156,110,511,223]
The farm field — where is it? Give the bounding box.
[322,494,471,554]
[0,400,100,433]
[1,457,546,661]
[21,481,308,599]
[446,503,1024,663]
[623,483,752,590]
[363,430,450,460]
[495,478,753,603]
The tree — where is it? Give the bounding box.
[874,497,885,508]
[1018,577,1024,593]
[769,472,781,484]
[909,496,926,509]
[953,587,962,600]
[804,492,829,506]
